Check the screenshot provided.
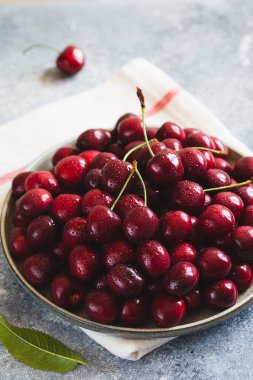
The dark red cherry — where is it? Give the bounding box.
[160,211,192,246]
[184,288,201,311]
[10,233,33,260]
[201,150,216,170]
[12,171,32,198]
[197,247,231,281]
[62,217,90,249]
[198,204,235,238]
[23,253,57,287]
[211,192,244,219]
[134,141,166,171]
[107,142,124,158]
[51,274,84,310]
[87,205,121,243]
[79,150,100,166]
[147,279,164,298]
[53,240,69,262]
[69,245,100,281]
[241,205,253,226]
[170,180,205,214]
[147,128,157,139]
[55,155,88,188]
[17,188,53,218]
[81,189,114,215]
[147,149,184,186]
[26,215,58,251]
[107,264,144,297]
[101,159,133,196]
[76,129,112,151]
[56,45,85,74]
[135,180,161,208]
[151,294,186,327]
[93,274,108,290]
[170,242,197,264]
[114,113,137,131]
[123,206,159,244]
[12,211,30,227]
[162,138,182,151]
[211,136,229,157]
[235,184,253,205]
[123,140,145,162]
[121,296,149,326]
[178,148,207,180]
[229,264,253,292]
[184,127,200,136]
[211,233,232,253]
[185,132,215,149]
[25,171,59,195]
[103,239,134,270]
[11,227,25,240]
[204,279,238,309]
[136,240,170,277]
[203,193,212,208]
[232,226,253,260]
[215,158,232,173]
[84,290,119,324]
[205,168,231,188]
[114,194,144,219]
[52,146,78,166]
[117,115,143,144]
[233,157,253,181]
[51,194,81,224]
[83,168,102,190]
[88,152,117,170]
[188,216,199,245]
[163,262,199,297]
[157,122,186,143]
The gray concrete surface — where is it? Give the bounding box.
[1,0,253,379]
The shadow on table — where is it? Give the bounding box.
[40,67,73,83]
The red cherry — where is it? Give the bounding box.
[11,171,32,198]
[157,122,186,143]
[107,142,124,158]
[107,264,144,297]
[17,188,53,218]
[233,157,253,181]
[10,234,33,260]
[101,159,133,196]
[184,127,200,136]
[81,189,114,216]
[203,193,212,208]
[12,211,30,227]
[147,279,164,298]
[197,247,231,281]
[185,132,215,149]
[114,194,144,219]
[23,253,57,287]
[69,245,100,281]
[204,279,238,309]
[187,216,200,245]
[26,215,58,251]
[163,262,199,297]
[205,169,231,188]
[62,217,90,249]
[151,294,186,327]
[87,205,122,243]
[211,192,244,219]
[114,113,137,131]
[136,240,170,277]
[51,274,84,310]
[121,296,149,326]
[134,141,167,171]
[53,240,69,262]
[235,184,253,205]
[89,152,117,170]
[229,264,253,292]
[55,155,88,188]
[184,288,201,311]
[51,194,82,224]
[56,45,85,75]
[170,242,197,264]
[11,227,26,240]
[52,146,78,166]
[241,205,253,226]
[83,168,102,190]
[215,158,232,173]
[77,129,112,151]
[211,136,229,157]
[93,274,108,290]
[170,180,205,214]
[201,150,216,170]
[178,148,207,180]
[163,138,183,151]
[79,150,100,166]
[117,115,143,144]
[103,239,134,270]
[123,140,145,162]
[198,204,235,238]
[25,171,59,194]
[135,180,161,208]
[84,290,119,324]
[232,226,253,260]
[160,211,192,246]
[211,233,233,253]
[147,128,157,139]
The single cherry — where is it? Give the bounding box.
[10,233,33,260]
[215,158,232,173]
[184,288,201,311]
[103,239,134,270]
[87,205,122,243]
[232,226,253,260]
[53,240,69,262]
[56,45,85,74]
[69,245,100,281]
[178,148,207,180]
[233,157,253,181]
[11,171,32,198]
[107,142,124,158]
[170,242,197,264]
[76,129,112,151]
[26,215,58,251]
[52,146,78,166]
[197,247,231,281]
[211,136,229,157]
[157,122,186,143]
[55,155,88,188]
[241,205,253,226]
[51,274,84,310]
[160,211,192,246]
[17,188,53,218]
[204,279,238,309]
[201,150,216,170]
[51,194,82,224]
[25,171,59,194]
[184,127,200,136]
[88,152,117,170]
[162,138,183,151]
[62,217,90,249]
[81,188,114,215]
[163,262,199,297]
[101,159,133,196]
[229,264,253,292]
[12,211,30,228]
[134,141,166,171]
[83,168,102,190]
[235,184,253,205]
[151,294,186,327]
[198,204,235,238]
[170,180,205,214]
[136,240,170,277]
[23,253,57,287]
[79,150,100,166]
[107,264,144,297]
[185,132,215,149]
[114,194,144,219]
[205,168,231,188]
[116,115,143,144]
[84,290,119,324]
[211,192,244,219]
[121,296,149,326]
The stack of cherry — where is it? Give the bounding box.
[10,110,253,328]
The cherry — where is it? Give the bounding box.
[170,242,197,264]
[178,148,207,180]
[188,215,200,245]
[79,150,100,166]
[87,205,121,243]
[163,262,199,297]
[69,245,100,281]
[211,136,228,157]
[197,248,231,281]
[123,140,145,162]
[229,264,253,292]
[211,233,232,253]
[198,204,235,238]
[88,152,117,170]
[114,194,144,219]
[184,127,200,136]
[77,129,112,151]
[151,294,186,327]
[185,132,215,150]
[51,194,82,224]
[136,240,170,277]
[162,138,183,151]
[232,226,253,260]
[147,128,157,139]
[211,192,244,219]
[215,158,232,173]
[25,171,59,194]
[147,279,164,298]
[123,206,159,244]
[83,168,102,190]
[135,141,167,171]
[56,45,85,75]
[55,155,88,188]
[53,240,69,262]
[81,189,114,215]
[52,146,78,166]
[121,296,149,326]
[10,234,33,260]
[11,227,26,240]
[117,115,143,144]
[147,149,184,186]
[114,112,137,131]
[160,211,192,246]
[103,239,134,270]
[184,288,201,311]
[17,188,53,218]
[204,279,238,309]
[101,159,133,196]
[93,274,108,290]
[51,274,84,310]
[84,290,119,324]
[203,193,212,208]
[235,184,253,205]
[11,171,32,198]
[62,217,90,249]
[27,215,58,251]
[201,150,216,170]
[12,211,30,227]
[135,180,161,208]
[170,180,205,214]
[107,264,144,297]
[156,122,186,143]
[107,142,124,158]
[241,205,253,226]
[205,169,231,188]
[233,157,253,181]
[23,253,57,287]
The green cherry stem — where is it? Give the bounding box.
[190,147,227,155]
[204,178,253,193]
[136,87,155,158]
[23,44,60,55]
[110,163,136,211]
[135,167,147,207]
[123,139,158,161]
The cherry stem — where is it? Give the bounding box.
[136,87,155,158]
[110,162,137,211]
[123,139,158,161]
[191,147,227,155]
[204,178,253,192]
[23,44,60,55]
[135,168,147,207]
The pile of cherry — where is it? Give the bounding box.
[9,111,253,328]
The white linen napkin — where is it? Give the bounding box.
[0,58,252,360]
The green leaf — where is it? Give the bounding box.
[0,316,87,373]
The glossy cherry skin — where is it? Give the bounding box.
[197,248,231,281]
[241,205,253,226]
[178,148,207,180]
[135,180,161,208]
[212,192,244,220]
[23,253,57,287]
[25,171,59,195]
[170,242,197,264]
[81,189,114,215]
[203,193,212,208]
[147,127,157,139]
[215,158,232,173]
[123,206,159,244]
[84,290,119,324]
[116,115,143,144]
[235,184,253,206]
[26,215,58,251]
[211,136,229,157]
[83,168,102,190]
[147,149,184,186]
[103,239,134,270]
[107,264,144,297]
[11,171,32,198]
[198,204,236,238]
[93,274,108,290]
[101,159,133,196]
[53,240,69,262]
[136,240,170,277]
[10,233,33,260]
[163,262,199,297]
[78,149,99,165]
[51,274,84,310]
[89,152,117,170]
[201,150,216,170]
[56,45,85,74]
[184,288,201,311]
[233,157,253,181]
[87,205,122,243]
[232,226,253,260]
[229,264,253,292]
[162,138,182,151]
[69,245,100,281]
[51,194,82,224]
[151,294,186,327]
[77,129,112,151]
[184,127,200,136]
[121,296,149,326]
[205,168,231,188]
[204,279,238,309]
[187,216,200,245]
[185,132,215,149]
[114,194,144,219]
[123,140,145,161]
[107,142,124,158]
[52,146,78,166]
[170,180,205,214]
[55,155,88,188]
[134,141,166,171]
[157,122,186,143]
[17,188,53,218]
[62,217,90,249]
[160,211,192,246]
[12,211,30,227]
